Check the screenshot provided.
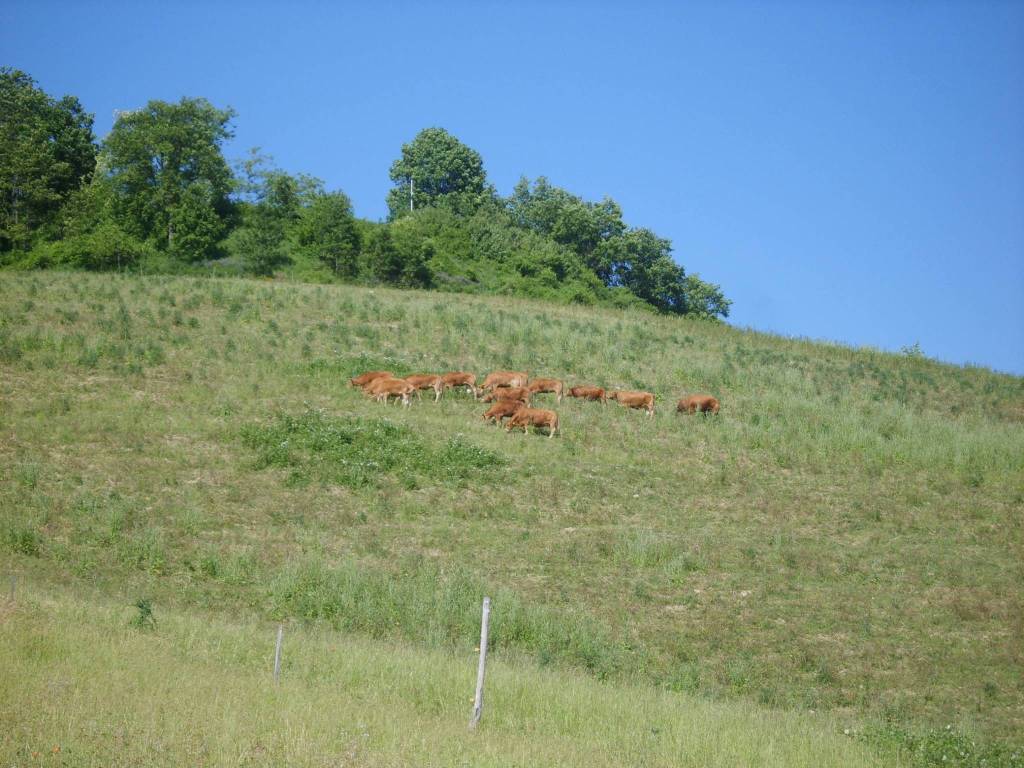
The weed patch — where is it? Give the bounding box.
[861,722,1023,768]
[241,408,504,488]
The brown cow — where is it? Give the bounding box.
[506,407,559,438]
[481,386,531,405]
[440,371,478,398]
[528,378,564,403]
[568,385,607,404]
[481,370,528,391]
[405,374,443,403]
[364,377,414,407]
[609,390,655,417]
[349,370,392,388]
[482,399,525,425]
[677,394,720,415]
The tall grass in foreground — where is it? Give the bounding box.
[0,588,887,768]
[268,557,634,679]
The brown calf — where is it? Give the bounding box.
[609,390,655,417]
[481,370,529,391]
[528,378,564,403]
[506,407,559,438]
[364,377,414,407]
[482,399,525,425]
[481,386,531,405]
[440,371,478,398]
[405,374,443,403]
[349,370,392,388]
[568,385,607,404]
[677,394,720,415]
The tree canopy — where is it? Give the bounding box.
[0,68,96,253]
[387,127,492,219]
[102,97,235,260]
[4,70,730,319]
[295,192,361,278]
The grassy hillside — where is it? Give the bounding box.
[0,586,886,767]
[2,272,1022,763]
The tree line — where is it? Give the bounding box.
[0,68,730,318]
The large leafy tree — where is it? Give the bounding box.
[0,68,97,252]
[386,127,491,218]
[102,97,235,260]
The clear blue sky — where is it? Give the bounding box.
[4,1,1023,374]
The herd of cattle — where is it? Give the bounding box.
[349,370,720,438]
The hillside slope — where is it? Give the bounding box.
[1,587,887,767]
[1,272,1022,758]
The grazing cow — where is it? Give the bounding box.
[405,374,444,403]
[364,377,414,407]
[481,386,531,404]
[482,399,525,425]
[677,394,720,415]
[440,371,478,398]
[568,385,607,404]
[481,370,529,391]
[609,390,655,417]
[506,407,559,438]
[349,370,392,388]
[528,378,564,403]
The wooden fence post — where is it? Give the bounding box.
[469,596,491,729]
[273,624,283,684]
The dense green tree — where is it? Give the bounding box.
[365,220,433,287]
[681,273,732,319]
[599,228,683,312]
[228,152,325,275]
[170,180,229,262]
[507,176,729,318]
[507,177,624,277]
[295,192,361,277]
[594,228,730,317]
[0,68,97,253]
[23,174,149,271]
[386,128,492,219]
[65,220,151,271]
[102,97,235,260]
[232,202,287,276]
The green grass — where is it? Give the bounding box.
[1,271,1022,764]
[0,587,887,767]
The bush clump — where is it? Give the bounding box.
[241,408,503,488]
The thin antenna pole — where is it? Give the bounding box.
[410,178,414,211]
